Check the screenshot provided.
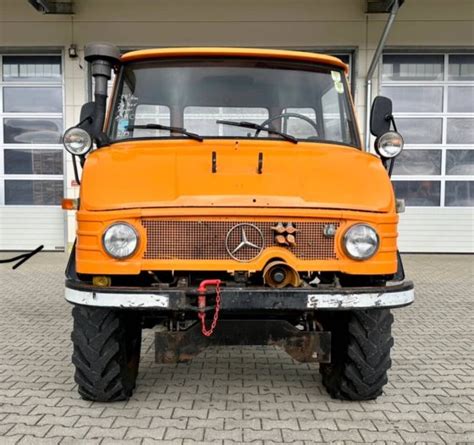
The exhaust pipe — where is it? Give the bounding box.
[263,260,301,288]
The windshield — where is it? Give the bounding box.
[109,58,360,147]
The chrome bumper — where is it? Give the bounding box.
[65,281,415,310]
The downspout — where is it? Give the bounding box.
[365,0,401,150]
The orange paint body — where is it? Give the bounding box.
[75,48,398,277]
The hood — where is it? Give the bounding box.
[80,139,395,213]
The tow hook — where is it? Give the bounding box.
[197,279,222,337]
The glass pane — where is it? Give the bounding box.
[381,86,443,113]
[448,86,474,113]
[321,87,351,143]
[382,55,444,81]
[110,59,358,146]
[392,150,441,175]
[449,55,474,81]
[445,181,474,206]
[283,108,318,139]
[123,104,171,138]
[447,119,474,144]
[393,181,441,206]
[5,180,63,205]
[396,118,442,144]
[446,150,474,175]
[4,149,63,175]
[3,56,62,82]
[3,87,62,113]
[185,107,269,137]
[3,118,63,144]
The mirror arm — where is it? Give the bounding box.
[386,115,398,178]
[77,115,93,129]
[386,114,398,132]
[388,157,396,178]
[72,155,81,185]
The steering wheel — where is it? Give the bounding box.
[255,112,319,138]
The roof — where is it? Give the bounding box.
[120,47,348,73]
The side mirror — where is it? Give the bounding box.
[78,102,96,133]
[80,102,95,123]
[370,96,393,137]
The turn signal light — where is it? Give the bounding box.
[92,276,112,287]
[62,198,78,210]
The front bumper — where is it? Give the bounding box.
[65,279,414,311]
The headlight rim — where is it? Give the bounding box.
[62,126,93,156]
[102,222,139,260]
[375,130,404,159]
[342,223,380,261]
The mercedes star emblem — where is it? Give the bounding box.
[225,223,265,262]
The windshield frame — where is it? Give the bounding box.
[106,57,362,149]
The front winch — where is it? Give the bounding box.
[197,279,222,337]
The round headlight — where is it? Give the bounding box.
[343,224,379,260]
[63,127,92,156]
[375,131,404,159]
[103,223,139,259]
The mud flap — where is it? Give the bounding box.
[155,320,331,364]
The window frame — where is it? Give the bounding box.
[0,53,65,207]
[107,57,361,149]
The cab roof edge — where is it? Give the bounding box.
[120,47,349,74]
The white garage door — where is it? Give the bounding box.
[382,53,474,253]
[0,54,65,251]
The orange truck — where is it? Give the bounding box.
[63,43,414,402]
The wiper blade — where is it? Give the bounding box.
[126,124,203,142]
[217,120,298,144]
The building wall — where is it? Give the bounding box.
[0,0,473,252]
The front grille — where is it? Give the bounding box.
[142,219,340,262]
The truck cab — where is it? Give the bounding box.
[63,44,414,402]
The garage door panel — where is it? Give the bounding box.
[0,53,64,251]
[383,53,474,252]
[0,207,64,250]
[398,208,474,253]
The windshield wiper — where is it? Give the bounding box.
[217,120,298,144]
[126,124,203,142]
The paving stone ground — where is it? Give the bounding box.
[0,253,473,444]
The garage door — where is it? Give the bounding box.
[382,53,474,253]
[0,54,65,251]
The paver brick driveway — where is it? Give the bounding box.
[0,253,473,444]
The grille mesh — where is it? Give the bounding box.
[142,219,339,262]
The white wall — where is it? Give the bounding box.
[0,0,473,251]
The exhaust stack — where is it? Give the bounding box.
[84,43,121,143]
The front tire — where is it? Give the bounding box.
[71,306,142,402]
[320,309,394,401]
